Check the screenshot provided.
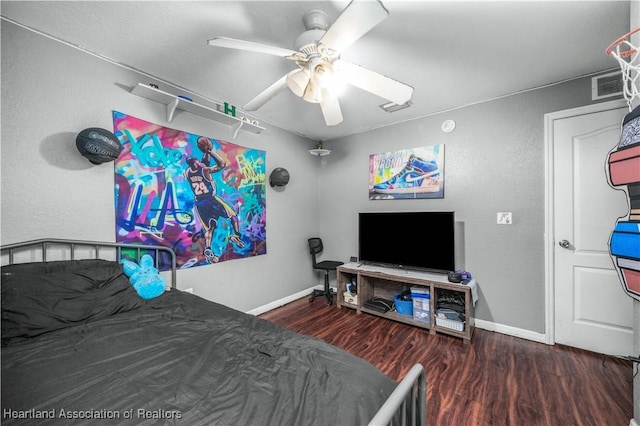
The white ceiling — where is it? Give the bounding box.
[1,1,631,141]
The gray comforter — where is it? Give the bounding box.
[1,260,396,425]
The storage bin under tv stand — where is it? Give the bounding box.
[336,263,474,343]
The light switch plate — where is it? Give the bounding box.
[497,212,512,224]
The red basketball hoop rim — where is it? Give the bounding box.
[606,27,640,58]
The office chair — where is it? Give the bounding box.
[308,237,344,305]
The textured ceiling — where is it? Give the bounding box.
[1,1,631,141]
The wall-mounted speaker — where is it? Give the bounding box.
[269,167,290,187]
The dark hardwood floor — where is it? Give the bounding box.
[260,297,633,426]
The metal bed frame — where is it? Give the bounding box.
[0,238,425,425]
[369,363,426,426]
[0,238,177,288]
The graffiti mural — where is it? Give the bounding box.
[113,111,267,269]
[607,105,640,300]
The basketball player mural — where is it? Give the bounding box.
[184,137,246,263]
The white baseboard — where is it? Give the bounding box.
[630,419,638,426]
[474,318,548,344]
[246,285,324,316]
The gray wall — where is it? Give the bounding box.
[0,18,625,336]
[317,78,609,333]
[0,21,322,312]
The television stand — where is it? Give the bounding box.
[336,263,475,343]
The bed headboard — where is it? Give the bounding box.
[1,238,177,289]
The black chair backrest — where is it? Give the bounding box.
[308,238,323,266]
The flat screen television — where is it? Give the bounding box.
[358,211,455,273]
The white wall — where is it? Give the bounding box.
[0,21,325,312]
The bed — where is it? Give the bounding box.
[1,239,425,426]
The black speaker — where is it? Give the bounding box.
[269,167,290,187]
[447,271,462,283]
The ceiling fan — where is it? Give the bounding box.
[208,0,414,126]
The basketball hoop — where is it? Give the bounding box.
[606,27,640,109]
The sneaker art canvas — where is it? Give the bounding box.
[369,145,444,199]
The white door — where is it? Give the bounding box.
[551,101,632,356]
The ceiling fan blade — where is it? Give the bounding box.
[319,0,388,54]
[320,93,343,126]
[243,75,288,111]
[208,37,298,58]
[336,60,414,105]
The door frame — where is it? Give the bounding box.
[544,98,627,345]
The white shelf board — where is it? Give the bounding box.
[131,83,264,138]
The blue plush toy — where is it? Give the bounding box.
[120,254,166,300]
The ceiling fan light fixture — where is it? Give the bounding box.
[312,61,334,88]
[286,69,310,97]
[327,72,348,97]
[303,81,323,103]
[311,59,347,101]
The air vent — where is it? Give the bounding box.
[379,100,412,113]
[592,71,624,100]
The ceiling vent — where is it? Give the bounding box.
[592,71,624,100]
[379,100,412,113]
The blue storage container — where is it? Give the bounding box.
[393,293,413,316]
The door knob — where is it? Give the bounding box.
[558,239,571,249]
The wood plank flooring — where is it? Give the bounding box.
[260,297,633,426]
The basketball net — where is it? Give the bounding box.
[606,27,640,110]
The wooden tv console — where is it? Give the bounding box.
[336,263,475,343]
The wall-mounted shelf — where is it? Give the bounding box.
[131,83,264,139]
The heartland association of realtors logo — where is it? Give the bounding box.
[3,408,182,421]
